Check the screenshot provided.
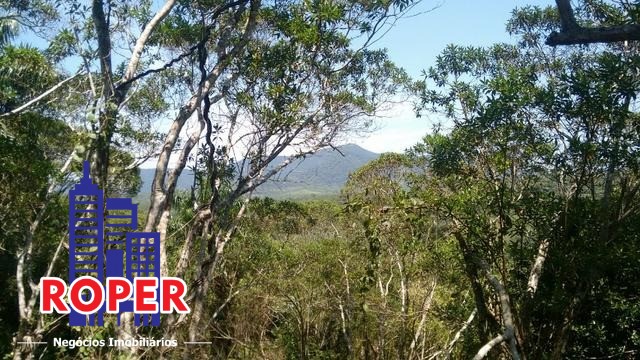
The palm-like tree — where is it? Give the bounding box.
[0,15,18,46]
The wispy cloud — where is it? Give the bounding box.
[348,101,436,153]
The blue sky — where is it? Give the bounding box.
[352,0,556,154]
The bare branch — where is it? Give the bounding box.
[474,259,521,360]
[120,0,177,90]
[0,72,83,118]
[472,334,506,360]
[527,238,550,296]
[117,0,249,89]
[408,279,437,358]
[445,308,477,358]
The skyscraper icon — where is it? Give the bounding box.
[68,161,161,327]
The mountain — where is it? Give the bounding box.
[138,144,379,199]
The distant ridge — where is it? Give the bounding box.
[138,144,379,199]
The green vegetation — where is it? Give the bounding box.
[2,0,640,359]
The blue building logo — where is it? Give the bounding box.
[67,161,161,326]
[40,161,189,325]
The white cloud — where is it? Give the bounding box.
[348,101,435,153]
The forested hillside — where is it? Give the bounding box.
[1,0,640,359]
[137,144,379,199]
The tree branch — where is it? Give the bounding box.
[116,0,249,89]
[547,0,640,45]
[527,237,550,296]
[445,308,477,358]
[555,0,579,32]
[92,0,113,97]
[408,279,437,359]
[474,258,521,360]
[0,72,83,118]
[472,334,506,360]
[16,149,76,321]
[547,23,640,45]
[119,0,177,96]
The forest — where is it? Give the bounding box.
[1,0,640,359]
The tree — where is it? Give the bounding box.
[548,0,640,45]
[0,27,84,357]
[3,0,420,357]
[0,0,57,46]
[342,153,472,359]
[414,5,640,358]
[154,0,415,348]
